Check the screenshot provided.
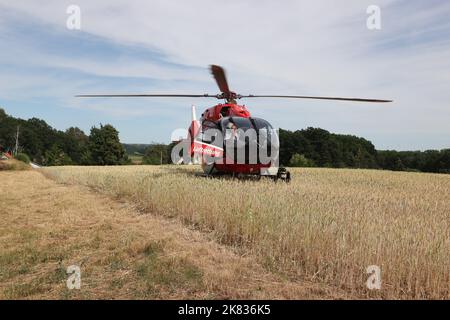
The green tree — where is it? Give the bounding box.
[88,124,128,165]
[64,127,89,164]
[44,144,73,166]
[0,108,16,153]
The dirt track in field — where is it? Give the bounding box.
[0,170,349,299]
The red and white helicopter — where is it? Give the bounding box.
[78,65,391,181]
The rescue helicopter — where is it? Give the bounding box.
[77,65,391,181]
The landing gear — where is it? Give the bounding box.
[275,167,291,183]
[198,164,291,182]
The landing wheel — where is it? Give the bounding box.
[276,167,291,183]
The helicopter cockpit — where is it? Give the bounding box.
[217,117,279,164]
[200,116,278,145]
[220,117,277,142]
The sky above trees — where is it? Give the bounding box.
[1,1,449,150]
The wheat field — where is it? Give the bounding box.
[42,166,450,299]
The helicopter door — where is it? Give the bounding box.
[195,120,223,172]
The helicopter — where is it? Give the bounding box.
[77,65,392,181]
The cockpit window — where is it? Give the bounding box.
[220,117,276,134]
[231,117,253,130]
[220,117,253,131]
[218,116,279,163]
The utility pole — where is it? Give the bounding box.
[160,150,163,165]
[14,125,20,156]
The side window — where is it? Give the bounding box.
[201,120,220,144]
[251,118,273,130]
[251,117,279,150]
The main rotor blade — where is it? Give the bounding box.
[239,95,392,103]
[76,94,217,98]
[210,65,230,94]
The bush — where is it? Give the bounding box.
[0,159,30,171]
[288,153,315,167]
[143,144,170,165]
[16,153,30,164]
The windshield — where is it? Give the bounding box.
[220,117,252,131]
[218,116,279,164]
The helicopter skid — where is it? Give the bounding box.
[196,167,291,182]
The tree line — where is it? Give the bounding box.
[0,108,128,165]
[279,128,450,173]
[137,128,450,173]
[1,108,448,173]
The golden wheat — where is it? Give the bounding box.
[42,166,450,299]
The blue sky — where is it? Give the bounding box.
[0,0,449,150]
